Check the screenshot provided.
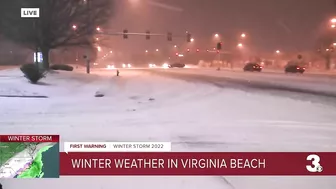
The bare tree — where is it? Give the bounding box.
[0,0,113,69]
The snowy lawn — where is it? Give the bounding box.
[1,68,335,189]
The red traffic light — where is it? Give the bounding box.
[175,52,179,56]
[196,48,200,52]
[187,48,190,52]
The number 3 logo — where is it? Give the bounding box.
[306,154,323,172]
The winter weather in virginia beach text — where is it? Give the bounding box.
[0,0,336,189]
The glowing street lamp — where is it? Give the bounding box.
[214,33,219,38]
[241,33,246,38]
[110,51,113,53]
[331,18,336,23]
[276,50,280,54]
[145,50,148,53]
[332,24,336,28]
[174,45,177,48]
[96,27,101,31]
[190,38,194,42]
[156,49,159,52]
[72,25,77,30]
[97,46,101,52]
[237,43,243,48]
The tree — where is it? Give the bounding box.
[0,0,113,69]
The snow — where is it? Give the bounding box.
[1,68,336,189]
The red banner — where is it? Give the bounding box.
[0,135,59,142]
[60,152,336,176]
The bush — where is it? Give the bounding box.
[50,64,74,71]
[20,64,46,84]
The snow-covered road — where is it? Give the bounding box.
[147,68,336,102]
[0,68,335,189]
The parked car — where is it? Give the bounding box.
[243,62,262,72]
[285,65,305,73]
[169,63,185,68]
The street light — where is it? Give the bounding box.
[97,46,101,52]
[214,33,219,38]
[145,50,148,53]
[276,50,280,54]
[156,49,159,52]
[96,27,101,31]
[241,33,246,38]
[237,43,243,48]
[332,24,336,28]
[191,38,194,42]
[174,45,177,48]
[331,18,336,23]
[110,51,113,53]
[72,25,77,30]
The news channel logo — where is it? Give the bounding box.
[21,8,39,18]
[306,154,323,173]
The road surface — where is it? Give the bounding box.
[143,68,336,106]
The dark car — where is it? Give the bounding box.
[243,63,262,72]
[285,65,305,73]
[169,63,185,68]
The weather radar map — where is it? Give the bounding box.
[0,135,60,178]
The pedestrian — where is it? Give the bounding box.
[116,69,120,76]
[0,183,3,189]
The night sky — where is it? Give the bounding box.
[107,0,335,54]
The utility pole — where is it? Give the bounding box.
[85,0,91,74]
[33,20,39,68]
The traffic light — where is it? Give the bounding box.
[196,48,200,52]
[123,29,128,39]
[167,32,172,41]
[206,49,209,52]
[216,42,222,50]
[146,30,150,40]
[187,33,191,42]
[187,48,190,52]
[175,52,179,56]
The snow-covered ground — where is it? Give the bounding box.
[0,68,335,189]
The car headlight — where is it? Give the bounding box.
[162,63,169,68]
